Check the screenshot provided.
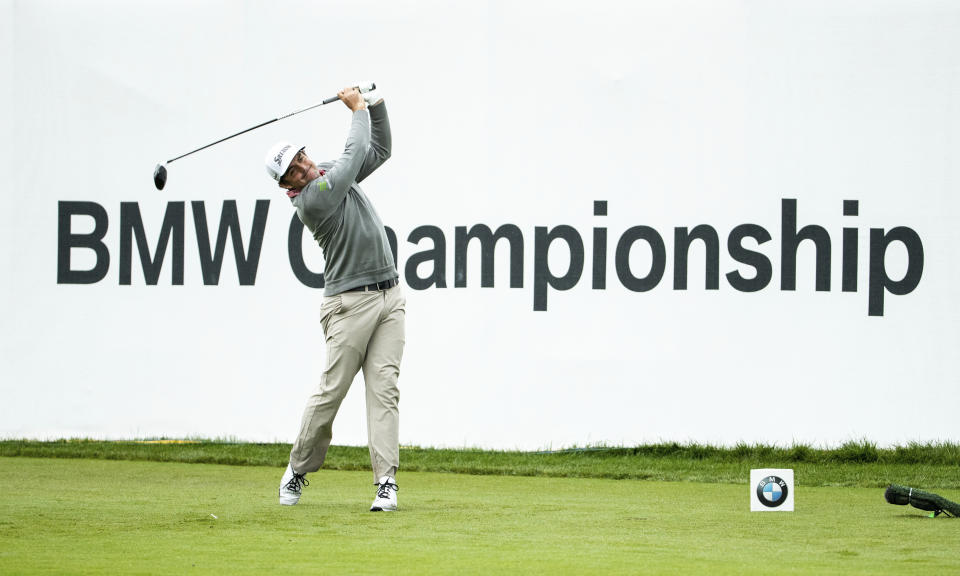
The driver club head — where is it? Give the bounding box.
[153,163,167,190]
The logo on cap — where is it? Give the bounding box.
[274,145,292,166]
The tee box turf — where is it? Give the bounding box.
[750,468,795,512]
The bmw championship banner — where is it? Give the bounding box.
[1,0,958,449]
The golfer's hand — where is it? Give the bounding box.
[339,87,367,112]
[359,81,382,107]
[363,90,383,107]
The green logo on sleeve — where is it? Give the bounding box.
[317,179,329,192]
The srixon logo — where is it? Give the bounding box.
[57,198,923,316]
[273,145,291,165]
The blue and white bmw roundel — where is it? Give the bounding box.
[762,482,783,502]
[756,475,789,508]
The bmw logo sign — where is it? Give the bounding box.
[756,475,789,508]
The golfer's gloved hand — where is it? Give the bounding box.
[360,82,382,107]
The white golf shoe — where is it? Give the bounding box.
[278,463,308,506]
[370,476,399,512]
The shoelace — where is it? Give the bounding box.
[285,473,309,493]
[376,482,399,500]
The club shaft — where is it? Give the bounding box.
[166,118,279,164]
[163,83,375,165]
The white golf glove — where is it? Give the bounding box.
[359,81,382,107]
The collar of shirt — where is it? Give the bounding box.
[287,169,325,199]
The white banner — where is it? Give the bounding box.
[2,0,958,449]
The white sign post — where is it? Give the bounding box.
[751,469,795,512]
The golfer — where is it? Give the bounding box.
[264,85,403,511]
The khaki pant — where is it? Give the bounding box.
[289,284,405,482]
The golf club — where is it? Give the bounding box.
[153,82,376,190]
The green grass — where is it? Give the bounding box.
[2,439,959,488]
[1,457,957,575]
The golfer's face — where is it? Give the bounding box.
[281,149,319,189]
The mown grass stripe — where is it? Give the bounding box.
[3,458,958,575]
[1,439,958,488]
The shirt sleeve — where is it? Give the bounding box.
[355,102,392,183]
[298,109,371,218]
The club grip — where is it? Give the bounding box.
[321,83,376,106]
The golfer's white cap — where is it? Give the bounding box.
[265,141,303,183]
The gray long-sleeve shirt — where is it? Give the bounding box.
[291,103,396,295]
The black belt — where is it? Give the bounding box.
[345,278,399,292]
